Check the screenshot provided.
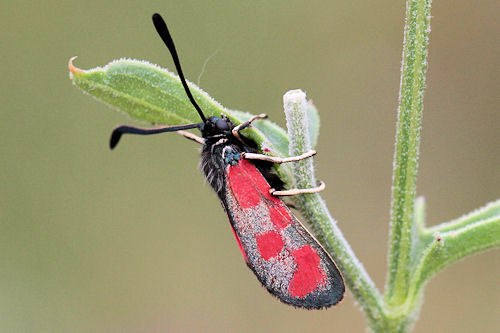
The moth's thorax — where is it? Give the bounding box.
[201,139,244,197]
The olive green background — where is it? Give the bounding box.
[1,1,498,332]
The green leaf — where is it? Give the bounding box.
[69,57,222,125]
[414,199,500,258]
[307,101,320,148]
[69,57,309,188]
[69,57,292,155]
[408,215,500,301]
[425,199,500,235]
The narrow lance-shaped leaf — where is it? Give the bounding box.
[425,199,500,235]
[408,216,500,302]
[413,199,500,254]
[69,57,288,151]
[69,57,320,185]
[307,101,320,149]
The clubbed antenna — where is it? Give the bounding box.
[109,123,201,149]
[152,13,207,122]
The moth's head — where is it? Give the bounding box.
[201,115,234,138]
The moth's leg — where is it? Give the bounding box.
[232,113,268,132]
[177,130,205,144]
[242,150,316,164]
[270,181,325,196]
[232,114,268,142]
[242,150,324,196]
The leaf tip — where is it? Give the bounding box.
[68,56,85,76]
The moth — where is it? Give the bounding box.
[110,13,344,309]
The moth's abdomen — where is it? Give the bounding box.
[223,159,344,308]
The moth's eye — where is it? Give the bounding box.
[215,118,230,130]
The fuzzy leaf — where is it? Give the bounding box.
[425,199,500,235]
[307,101,320,148]
[409,215,500,301]
[68,57,292,158]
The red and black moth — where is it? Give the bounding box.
[110,13,345,309]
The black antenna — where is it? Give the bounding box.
[110,123,201,149]
[152,13,207,123]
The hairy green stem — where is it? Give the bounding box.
[283,90,387,331]
[385,0,432,307]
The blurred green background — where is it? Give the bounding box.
[2,1,498,332]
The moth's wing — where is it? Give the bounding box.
[223,159,344,308]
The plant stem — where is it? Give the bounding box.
[385,0,432,307]
[283,90,387,331]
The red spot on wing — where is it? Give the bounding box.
[256,231,284,260]
[227,159,291,229]
[288,245,326,298]
[227,161,261,208]
[237,159,270,193]
[269,205,291,230]
[230,225,248,262]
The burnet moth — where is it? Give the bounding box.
[110,13,345,309]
